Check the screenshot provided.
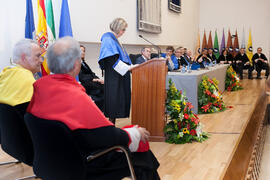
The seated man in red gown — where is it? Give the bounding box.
[27,37,160,180]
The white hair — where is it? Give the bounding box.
[47,37,81,74]
[12,39,37,63]
[110,18,127,34]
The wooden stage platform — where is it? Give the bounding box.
[0,79,268,180]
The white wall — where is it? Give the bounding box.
[0,0,200,71]
[70,0,200,47]
[199,0,270,58]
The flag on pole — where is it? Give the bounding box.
[233,30,240,57]
[207,31,213,49]
[25,0,35,39]
[46,0,56,44]
[59,0,73,38]
[226,29,233,53]
[59,0,78,81]
[241,28,246,49]
[195,30,201,58]
[246,29,253,65]
[220,29,225,54]
[37,0,50,76]
[213,30,220,58]
[202,30,207,50]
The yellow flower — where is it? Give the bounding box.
[171,85,177,94]
[183,101,186,106]
[202,80,207,86]
[173,119,177,124]
[171,101,181,112]
[183,128,189,134]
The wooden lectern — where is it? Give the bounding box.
[131,59,167,141]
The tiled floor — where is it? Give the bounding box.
[260,125,270,180]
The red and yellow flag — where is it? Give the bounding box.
[37,0,50,76]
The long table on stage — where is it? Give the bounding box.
[167,64,229,113]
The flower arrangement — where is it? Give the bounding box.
[164,79,208,144]
[225,66,243,91]
[198,75,226,114]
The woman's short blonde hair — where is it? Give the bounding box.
[110,18,128,35]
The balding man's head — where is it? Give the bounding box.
[47,37,81,75]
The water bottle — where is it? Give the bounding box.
[182,65,186,73]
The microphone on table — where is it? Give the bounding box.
[138,35,161,58]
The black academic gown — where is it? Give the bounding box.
[101,55,131,118]
[79,61,104,111]
[207,54,217,62]
[73,126,160,180]
[196,54,211,68]
[234,53,254,79]
[217,54,233,64]
[252,53,269,77]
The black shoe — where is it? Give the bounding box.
[248,76,253,79]
[256,76,262,79]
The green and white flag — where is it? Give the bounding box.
[46,0,56,44]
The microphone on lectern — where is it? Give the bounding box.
[138,35,161,58]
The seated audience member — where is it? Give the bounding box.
[174,47,189,68]
[252,47,269,79]
[207,48,217,62]
[79,45,104,111]
[161,46,178,70]
[218,50,233,64]
[196,49,211,68]
[183,47,187,56]
[234,48,254,79]
[135,47,151,64]
[0,39,42,117]
[27,37,160,180]
[186,49,195,64]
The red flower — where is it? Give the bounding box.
[193,113,199,119]
[177,122,181,129]
[211,94,216,98]
[208,79,214,84]
[205,90,211,96]
[190,129,196,136]
[201,105,209,112]
[187,123,190,130]
[184,114,189,119]
[186,102,194,109]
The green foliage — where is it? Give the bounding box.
[165,79,209,144]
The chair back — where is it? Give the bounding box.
[24,113,86,180]
[0,103,33,166]
[129,54,141,64]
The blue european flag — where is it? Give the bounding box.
[25,0,35,39]
[59,0,73,38]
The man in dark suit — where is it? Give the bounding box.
[252,47,269,79]
[79,45,104,111]
[135,47,151,64]
[175,47,189,68]
[234,48,254,79]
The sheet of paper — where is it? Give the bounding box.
[113,60,130,76]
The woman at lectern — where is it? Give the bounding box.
[98,18,132,124]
